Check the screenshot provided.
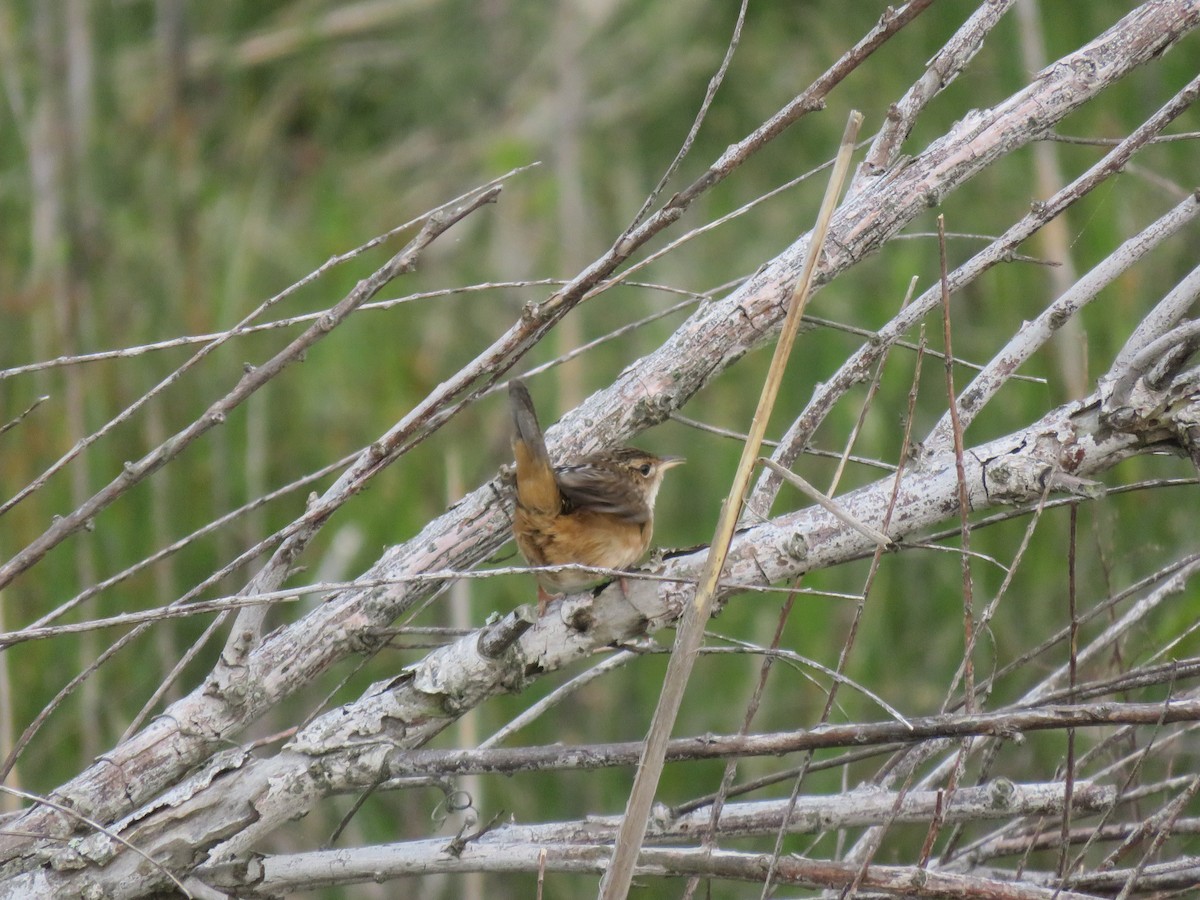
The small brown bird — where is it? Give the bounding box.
[509,380,683,612]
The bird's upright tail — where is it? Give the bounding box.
[509,380,560,514]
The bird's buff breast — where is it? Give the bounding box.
[514,506,651,592]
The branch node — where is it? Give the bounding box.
[477,608,535,659]
[987,777,1016,808]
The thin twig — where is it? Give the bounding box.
[624,0,749,232]
[758,457,892,548]
[1046,130,1200,145]
[373,701,1200,779]
[1059,503,1080,879]
[853,0,1017,190]
[670,411,897,471]
[683,587,794,900]
[938,214,977,717]
[0,628,137,783]
[0,395,48,437]
[829,276,918,493]
[26,451,357,631]
[479,650,638,749]
[0,278,702,380]
[818,318,931,894]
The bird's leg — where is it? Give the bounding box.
[537,586,553,617]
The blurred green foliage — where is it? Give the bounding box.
[1,1,1198,896]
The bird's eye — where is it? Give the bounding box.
[639,463,652,476]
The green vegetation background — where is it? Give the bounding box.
[1,2,1197,896]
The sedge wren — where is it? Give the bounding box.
[509,380,683,611]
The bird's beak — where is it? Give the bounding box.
[659,456,686,469]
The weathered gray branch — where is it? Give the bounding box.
[201,845,1100,900]
[3,3,1200,898]
[195,782,1112,896]
[5,361,1198,896]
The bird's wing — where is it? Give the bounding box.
[555,461,650,523]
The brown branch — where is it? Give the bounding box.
[369,700,1200,780]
